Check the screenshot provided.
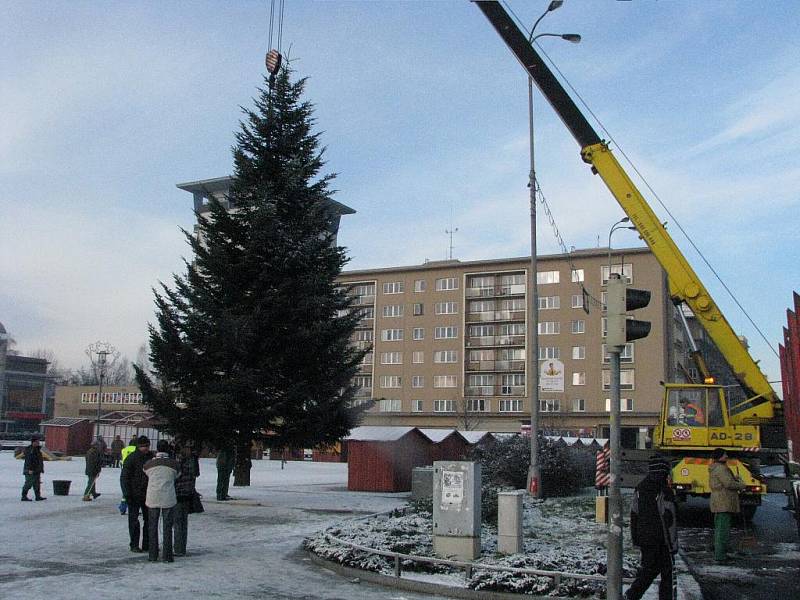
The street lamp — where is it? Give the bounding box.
[526,0,581,499]
[86,341,119,444]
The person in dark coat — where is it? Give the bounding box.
[625,457,678,600]
[82,442,103,501]
[121,435,153,552]
[172,443,199,556]
[110,435,124,468]
[216,444,234,501]
[21,435,46,501]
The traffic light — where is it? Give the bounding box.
[606,273,651,348]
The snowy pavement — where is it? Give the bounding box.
[0,451,451,599]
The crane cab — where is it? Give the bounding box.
[655,384,761,450]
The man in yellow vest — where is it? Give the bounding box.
[118,437,138,515]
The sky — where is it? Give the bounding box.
[1,0,798,383]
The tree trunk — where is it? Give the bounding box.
[233,438,252,487]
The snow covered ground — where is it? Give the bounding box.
[0,451,452,599]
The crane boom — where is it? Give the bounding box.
[474,0,779,422]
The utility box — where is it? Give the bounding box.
[412,466,434,501]
[497,490,524,554]
[595,495,609,524]
[433,461,481,560]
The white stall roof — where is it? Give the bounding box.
[344,426,418,442]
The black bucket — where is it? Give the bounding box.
[53,480,71,496]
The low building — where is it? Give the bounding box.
[54,385,148,419]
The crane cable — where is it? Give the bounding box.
[267,0,285,54]
[503,0,779,360]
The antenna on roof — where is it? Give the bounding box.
[445,227,459,260]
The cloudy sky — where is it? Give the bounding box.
[2,0,798,383]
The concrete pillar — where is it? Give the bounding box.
[497,490,524,554]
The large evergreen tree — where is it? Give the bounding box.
[135,66,367,483]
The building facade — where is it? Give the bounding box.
[338,248,685,447]
[0,322,52,434]
[53,385,148,419]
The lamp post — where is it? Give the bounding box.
[526,0,581,498]
[86,342,119,443]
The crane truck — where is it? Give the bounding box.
[474,0,796,520]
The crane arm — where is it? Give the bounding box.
[474,0,779,421]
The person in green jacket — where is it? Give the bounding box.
[709,448,746,562]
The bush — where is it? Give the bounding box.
[469,434,584,512]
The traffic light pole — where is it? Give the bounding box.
[607,348,623,600]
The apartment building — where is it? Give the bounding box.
[338,247,686,447]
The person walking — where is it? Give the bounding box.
[121,435,153,553]
[144,439,179,562]
[173,443,199,556]
[110,435,124,468]
[21,435,46,501]
[624,457,678,600]
[82,441,103,501]
[709,447,746,562]
[216,443,234,501]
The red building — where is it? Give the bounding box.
[419,428,470,463]
[346,426,430,492]
[41,417,94,455]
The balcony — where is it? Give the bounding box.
[465,284,526,298]
[352,341,373,350]
[465,386,495,397]
[465,360,525,372]
[353,387,373,398]
[351,294,375,306]
[465,309,526,323]
[464,384,526,397]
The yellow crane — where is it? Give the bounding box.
[475,0,787,518]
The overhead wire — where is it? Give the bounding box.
[504,0,778,358]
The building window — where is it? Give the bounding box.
[353,330,374,342]
[434,350,458,363]
[572,398,585,412]
[603,369,635,390]
[499,323,524,336]
[540,398,561,412]
[605,398,634,412]
[412,327,424,341]
[433,399,456,412]
[351,283,376,297]
[414,279,426,293]
[539,295,560,310]
[601,317,607,338]
[571,320,585,334]
[382,304,404,317]
[361,352,373,365]
[538,321,560,335]
[411,375,424,388]
[380,352,402,365]
[433,375,457,388]
[413,303,424,316]
[499,398,523,412]
[537,270,560,284]
[470,349,493,362]
[572,372,586,386]
[435,277,458,291]
[469,324,495,337]
[602,343,635,363]
[501,298,525,311]
[467,398,489,412]
[435,301,458,315]
[379,376,402,388]
[383,281,404,294]
[501,373,524,395]
[434,326,458,339]
[469,300,495,313]
[538,346,560,360]
[571,294,584,309]
[359,307,375,320]
[601,264,632,285]
[572,346,585,360]
[601,291,607,310]
[379,398,401,412]
[381,328,404,342]
[571,269,585,283]
[412,351,424,364]
[411,399,424,412]
[468,374,495,387]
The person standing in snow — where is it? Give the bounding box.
[709,447,746,562]
[173,442,199,556]
[110,435,124,468]
[121,435,153,552]
[21,435,46,501]
[625,457,677,600]
[216,443,234,501]
[144,439,180,562]
[82,441,103,501]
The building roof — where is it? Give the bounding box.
[418,428,464,443]
[344,426,420,442]
[41,417,89,427]
[339,246,652,277]
[176,175,356,215]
